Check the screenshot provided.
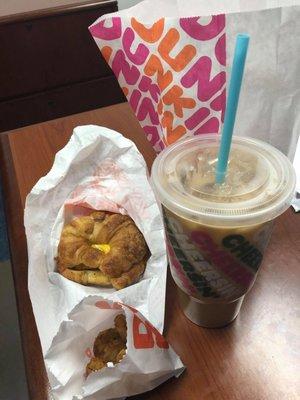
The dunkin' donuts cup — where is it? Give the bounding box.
[152,134,296,328]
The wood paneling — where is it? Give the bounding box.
[0,76,125,132]
[0,0,124,132]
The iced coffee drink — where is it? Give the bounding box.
[152,134,295,327]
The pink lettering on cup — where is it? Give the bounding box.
[167,243,198,296]
[190,231,254,288]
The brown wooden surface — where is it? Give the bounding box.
[0,102,299,400]
[0,1,117,100]
[0,0,125,132]
[0,77,125,133]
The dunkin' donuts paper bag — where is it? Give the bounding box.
[45,297,184,400]
[24,126,167,355]
[89,0,300,159]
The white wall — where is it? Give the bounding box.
[0,0,142,17]
[0,0,83,16]
[118,0,142,10]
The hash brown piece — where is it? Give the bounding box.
[86,314,127,376]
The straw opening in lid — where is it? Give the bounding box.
[151,134,296,227]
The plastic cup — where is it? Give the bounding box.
[151,134,296,328]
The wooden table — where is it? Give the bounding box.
[0,103,299,400]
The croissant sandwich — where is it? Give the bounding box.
[57,211,150,290]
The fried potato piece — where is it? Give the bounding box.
[86,357,106,376]
[57,211,149,290]
[86,314,127,377]
[114,314,127,341]
[115,348,126,363]
[93,328,125,363]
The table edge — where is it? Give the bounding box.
[0,133,47,400]
[0,101,127,138]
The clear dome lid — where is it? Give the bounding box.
[151,135,296,227]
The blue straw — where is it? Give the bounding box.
[215,34,250,184]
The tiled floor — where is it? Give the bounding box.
[0,261,29,400]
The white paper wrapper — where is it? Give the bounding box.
[90,0,300,160]
[45,297,184,400]
[24,126,167,356]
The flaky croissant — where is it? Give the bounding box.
[57,211,149,290]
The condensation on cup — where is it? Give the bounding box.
[152,134,296,328]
